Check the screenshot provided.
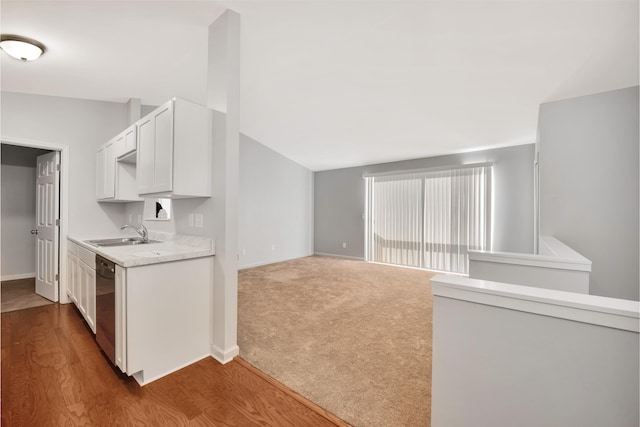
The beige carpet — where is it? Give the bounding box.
[238,255,435,427]
[1,278,54,313]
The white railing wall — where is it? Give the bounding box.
[468,235,591,293]
[430,274,639,427]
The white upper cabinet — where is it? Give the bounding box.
[137,102,172,194]
[115,125,137,159]
[97,124,142,202]
[96,146,105,199]
[136,98,211,198]
[96,139,116,199]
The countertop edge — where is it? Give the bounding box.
[68,235,215,267]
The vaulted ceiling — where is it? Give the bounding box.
[2,1,638,170]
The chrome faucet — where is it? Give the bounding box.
[121,224,148,242]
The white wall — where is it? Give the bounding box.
[538,86,639,301]
[1,92,129,236]
[238,134,314,269]
[0,145,47,280]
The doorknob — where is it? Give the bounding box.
[31,229,38,235]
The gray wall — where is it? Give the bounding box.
[315,144,535,258]
[123,132,315,271]
[238,134,314,268]
[538,86,639,301]
[1,91,129,236]
[1,145,49,279]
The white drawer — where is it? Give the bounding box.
[78,246,96,268]
[67,240,79,256]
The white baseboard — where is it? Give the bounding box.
[1,272,36,282]
[211,343,240,364]
[238,253,314,270]
[314,252,365,261]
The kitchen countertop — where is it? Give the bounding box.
[68,231,215,268]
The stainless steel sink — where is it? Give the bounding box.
[85,238,161,247]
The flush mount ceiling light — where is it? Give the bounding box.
[0,34,46,61]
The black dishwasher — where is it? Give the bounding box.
[95,255,116,365]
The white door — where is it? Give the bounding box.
[35,151,60,302]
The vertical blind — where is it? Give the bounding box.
[365,164,492,274]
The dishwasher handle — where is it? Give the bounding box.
[96,255,115,278]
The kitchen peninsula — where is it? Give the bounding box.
[67,232,214,385]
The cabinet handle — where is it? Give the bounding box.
[30,229,38,235]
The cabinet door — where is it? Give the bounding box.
[86,267,96,334]
[104,141,116,199]
[97,140,116,200]
[153,103,174,193]
[75,261,83,312]
[124,125,137,155]
[137,116,155,193]
[66,252,73,299]
[114,133,126,158]
[96,147,105,199]
[137,100,174,195]
[115,125,136,159]
[67,253,79,305]
[79,263,88,317]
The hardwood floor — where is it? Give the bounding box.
[1,278,54,313]
[1,303,350,426]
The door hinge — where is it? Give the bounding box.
[56,219,60,226]
[55,273,59,281]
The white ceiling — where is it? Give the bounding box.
[1,1,638,171]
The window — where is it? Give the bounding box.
[365,164,492,274]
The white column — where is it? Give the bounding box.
[207,10,241,363]
[126,98,141,125]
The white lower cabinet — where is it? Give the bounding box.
[117,256,212,385]
[68,239,211,385]
[67,244,79,305]
[80,261,96,333]
[67,240,96,333]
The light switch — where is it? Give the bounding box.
[195,213,204,228]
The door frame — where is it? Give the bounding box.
[0,136,70,304]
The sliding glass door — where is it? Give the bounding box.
[365,164,492,274]
[368,175,424,268]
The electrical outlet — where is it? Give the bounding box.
[271,244,275,251]
[195,213,204,228]
[342,242,347,248]
[188,213,194,227]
